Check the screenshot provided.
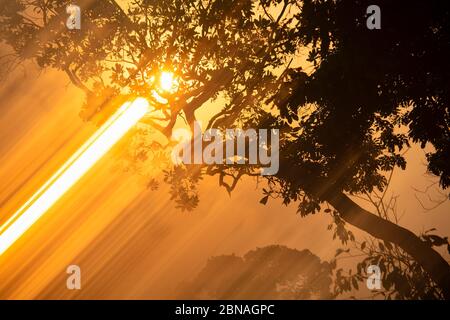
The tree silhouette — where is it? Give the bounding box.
[266,0,450,298]
[332,175,449,299]
[0,0,292,129]
[176,245,334,299]
[1,0,449,298]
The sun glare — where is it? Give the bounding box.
[0,98,150,256]
[159,71,176,92]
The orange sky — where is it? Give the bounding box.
[0,62,448,299]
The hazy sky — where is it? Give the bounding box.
[0,60,448,299]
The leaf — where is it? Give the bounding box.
[335,248,349,257]
[259,195,269,205]
[384,241,393,250]
[361,241,366,250]
[429,235,448,247]
[351,277,359,290]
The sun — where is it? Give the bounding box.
[159,71,176,92]
[150,71,179,103]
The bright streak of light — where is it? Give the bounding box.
[0,98,150,256]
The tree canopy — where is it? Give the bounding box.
[1,0,449,299]
[176,245,334,299]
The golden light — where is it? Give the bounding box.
[159,71,176,92]
[0,98,150,256]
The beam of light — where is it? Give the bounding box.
[0,98,150,256]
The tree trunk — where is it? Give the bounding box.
[327,192,450,299]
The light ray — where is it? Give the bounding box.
[0,98,150,256]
